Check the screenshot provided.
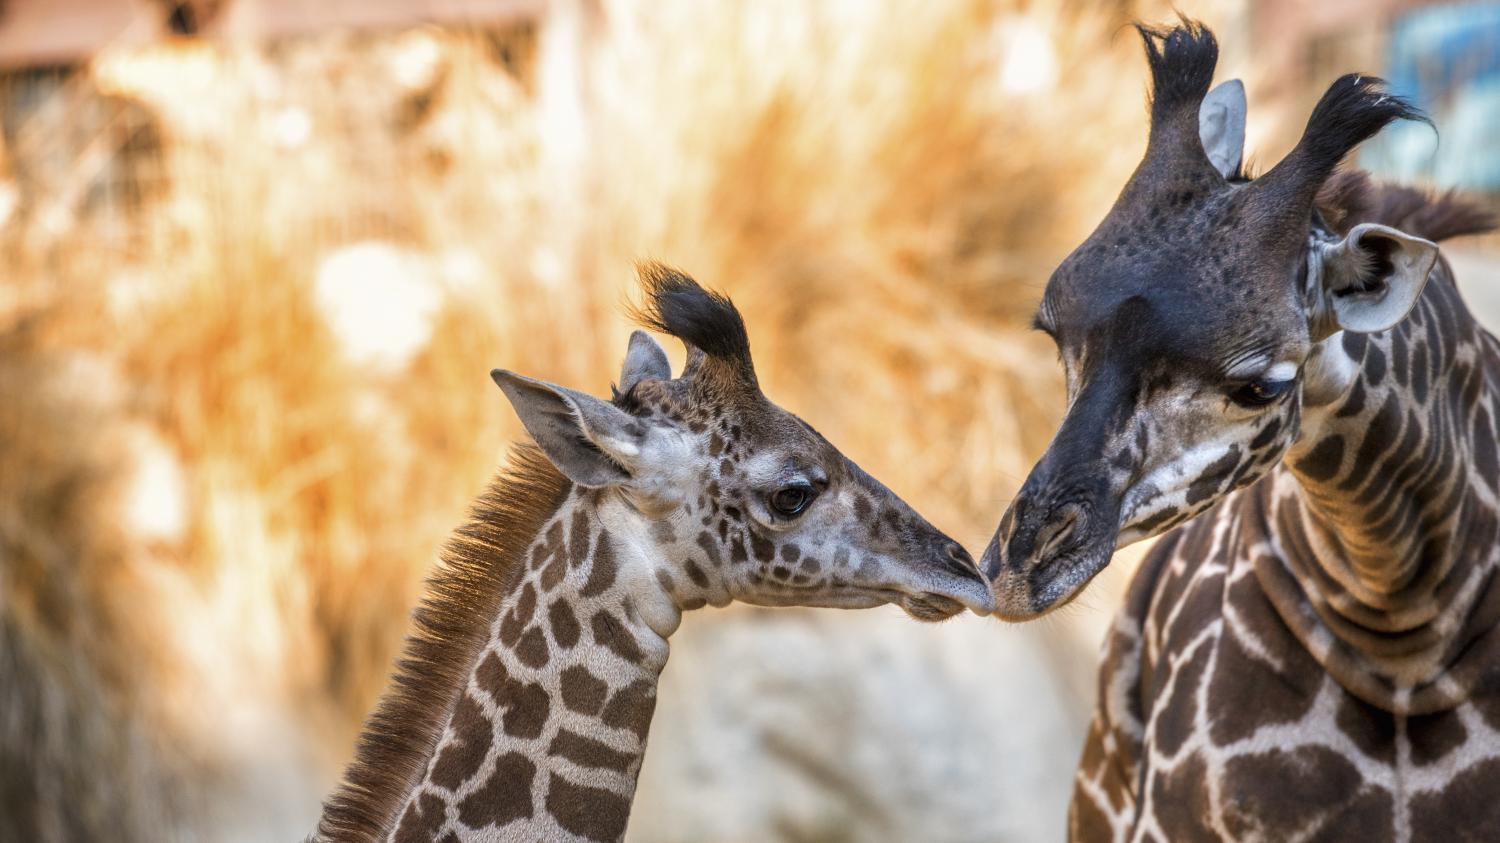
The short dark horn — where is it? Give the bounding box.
[1248,74,1426,224]
[1136,19,1220,169]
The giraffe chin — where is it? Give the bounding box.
[738,586,987,621]
[898,592,969,622]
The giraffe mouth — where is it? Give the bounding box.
[898,592,968,622]
[986,543,1111,621]
[981,474,1122,620]
[737,585,983,620]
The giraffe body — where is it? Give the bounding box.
[389,487,672,843]
[314,266,991,842]
[1073,254,1500,840]
[980,20,1500,841]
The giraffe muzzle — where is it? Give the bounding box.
[981,484,1120,621]
[885,540,995,620]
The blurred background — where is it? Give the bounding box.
[0,1,1495,840]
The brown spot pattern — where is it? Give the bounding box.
[456,752,536,830]
[430,693,493,790]
[549,728,635,771]
[393,792,446,843]
[601,679,656,740]
[545,772,633,842]
[548,599,581,649]
[560,665,609,716]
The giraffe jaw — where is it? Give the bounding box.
[735,585,989,620]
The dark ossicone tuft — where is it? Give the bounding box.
[632,262,754,374]
[1252,75,1426,221]
[1293,74,1427,183]
[1136,18,1218,127]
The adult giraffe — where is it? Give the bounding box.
[981,20,1499,841]
[314,265,993,842]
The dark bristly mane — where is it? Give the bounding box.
[1317,170,1498,245]
[631,262,754,374]
[314,445,570,843]
[1136,18,1218,127]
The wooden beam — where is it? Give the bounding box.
[211,0,543,41]
[0,0,162,68]
[0,0,544,70]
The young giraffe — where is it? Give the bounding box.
[981,21,1500,841]
[313,265,993,842]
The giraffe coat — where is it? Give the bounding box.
[313,266,992,842]
[981,19,1500,842]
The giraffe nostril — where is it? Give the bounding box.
[1036,503,1088,558]
[940,541,982,581]
[945,542,974,567]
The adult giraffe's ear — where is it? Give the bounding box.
[492,369,645,487]
[618,330,671,394]
[1199,79,1246,179]
[1315,223,1439,335]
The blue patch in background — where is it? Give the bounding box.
[1362,2,1500,191]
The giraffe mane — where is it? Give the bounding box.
[1316,169,1498,244]
[313,444,571,843]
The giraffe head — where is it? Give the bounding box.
[494,264,992,621]
[982,20,1440,619]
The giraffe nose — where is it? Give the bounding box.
[983,477,1123,620]
[1036,503,1088,557]
[1004,496,1091,571]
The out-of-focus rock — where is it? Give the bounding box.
[631,606,1089,843]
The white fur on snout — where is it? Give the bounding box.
[1119,432,1247,546]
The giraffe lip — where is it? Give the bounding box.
[818,587,968,618]
[987,545,1109,621]
[1029,548,1109,613]
[899,592,966,621]
[743,577,992,617]
[753,586,983,618]
[903,580,995,618]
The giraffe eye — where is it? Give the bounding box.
[768,484,817,518]
[1230,379,1293,407]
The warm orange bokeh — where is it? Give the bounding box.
[4,1,1492,840]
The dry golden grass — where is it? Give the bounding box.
[0,1,1240,837]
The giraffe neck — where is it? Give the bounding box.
[389,487,686,842]
[1268,265,1500,711]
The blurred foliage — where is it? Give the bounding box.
[0,1,1250,838]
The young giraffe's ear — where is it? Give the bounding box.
[491,369,646,487]
[1199,78,1246,179]
[1315,222,1439,335]
[619,330,671,394]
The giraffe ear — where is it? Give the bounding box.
[492,369,645,487]
[619,330,671,394]
[1316,223,1438,335]
[1199,79,1246,179]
